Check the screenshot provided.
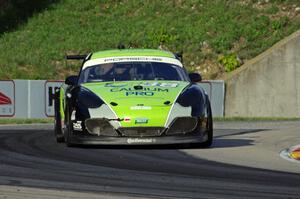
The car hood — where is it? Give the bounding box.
[81,81,190,127]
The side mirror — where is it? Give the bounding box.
[65,75,78,85]
[189,72,202,83]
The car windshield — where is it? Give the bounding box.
[78,62,189,83]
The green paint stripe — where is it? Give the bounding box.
[91,49,175,60]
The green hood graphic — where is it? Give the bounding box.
[82,81,189,127]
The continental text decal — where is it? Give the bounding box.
[127,138,156,144]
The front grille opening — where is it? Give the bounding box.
[118,127,165,137]
[85,118,118,136]
[166,117,198,135]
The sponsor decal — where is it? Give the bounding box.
[105,83,128,88]
[83,56,183,69]
[140,82,178,88]
[104,57,162,63]
[135,118,148,124]
[127,138,156,144]
[71,110,76,120]
[124,117,131,122]
[73,121,82,131]
[0,81,15,117]
[45,81,64,117]
[130,106,152,110]
[110,87,169,92]
[126,91,154,96]
[108,82,177,96]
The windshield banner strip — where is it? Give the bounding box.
[83,56,183,69]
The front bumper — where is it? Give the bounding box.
[69,116,207,145]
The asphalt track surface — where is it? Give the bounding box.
[0,122,300,199]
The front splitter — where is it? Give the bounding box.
[68,134,207,146]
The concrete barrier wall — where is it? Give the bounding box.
[201,80,225,117]
[0,80,63,119]
[0,80,225,118]
[225,30,300,117]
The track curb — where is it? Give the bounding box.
[280,145,300,163]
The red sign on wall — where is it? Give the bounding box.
[0,92,12,105]
[0,80,15,117]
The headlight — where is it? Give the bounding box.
[176,85,204,116]
[176,85,200,107]
[78,87,104,108]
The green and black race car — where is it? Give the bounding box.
[54,49,213,147]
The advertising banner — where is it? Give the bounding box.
[45,81,64,117]
[0,80,15,117]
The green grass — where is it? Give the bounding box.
[0,0,299,79]
[0,118,53,124]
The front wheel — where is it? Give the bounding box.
[64,106,75,147]
[201,101,213,148]
[54,89,64,143]
[64,123,74,147]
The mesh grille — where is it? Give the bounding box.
[118,127,165,137]
[166,117,198,135]
[85,118,118,136]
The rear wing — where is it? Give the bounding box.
[65,54,88,60]
[64,54,91,76]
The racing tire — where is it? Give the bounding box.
[200,101,213,148]
[191,101,213,148]
[65,124,74,147]
[54,90,65,143]
[64,106,75,147]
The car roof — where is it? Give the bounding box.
[90,49,176,60]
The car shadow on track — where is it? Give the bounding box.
[73,139,254,150]
[0,128,263,150]
[208,128,268,149]
[209,138,254,149]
